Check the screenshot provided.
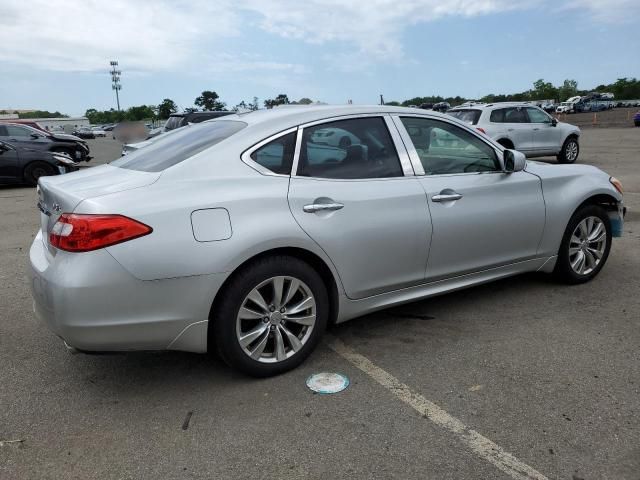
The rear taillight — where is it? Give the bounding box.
[49,214,152,252]
[476,127,487,134]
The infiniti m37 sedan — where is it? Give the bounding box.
[29,106,625,377]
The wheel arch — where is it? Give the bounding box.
[22,160,56,182]
[208,246,341,330]
[496,138,515,149]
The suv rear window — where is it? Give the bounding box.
[111,120,247,172]
[164,116,186,131]
[447,109,481,125]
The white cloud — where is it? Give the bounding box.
[0,0,636,74]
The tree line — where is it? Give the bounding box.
[22,76,640,124]
[386,77,640,107]
[83,91,315,124]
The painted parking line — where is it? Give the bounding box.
[327,336,548,480]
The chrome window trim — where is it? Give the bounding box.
[292,113,411,179]
[390,115,425,175]
[384,115,415,176]
[390,113,506,177]
[240,127,298,177]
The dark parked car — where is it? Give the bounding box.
[0,140,79,186]
[72,127,96,139]
[0,123,91,162]
[419,103,434,110]
[433,102,451,112]
[633,111,640,127]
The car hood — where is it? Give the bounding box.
[50,133,84,142]
[525,161,621,200]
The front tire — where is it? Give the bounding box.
[211,256,328,377]
[557,137,579,164]
[24,162,56,186]
[554,205,611,284]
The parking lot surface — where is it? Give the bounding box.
[1,129,639,479]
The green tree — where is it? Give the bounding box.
[125,105,155,121]
[532,79,557,101]
[558,79,579,101]
[264,94,289,108]
[19,110,68,119]
[194,90,226,111]
[157,98,178,119]
[297,97,313,105]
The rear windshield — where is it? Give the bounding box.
[164,116,185,131]
[447,109,482,125]
[111,120,247,172]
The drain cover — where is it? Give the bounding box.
[306,372,349,394]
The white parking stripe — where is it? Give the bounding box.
[327,337,549,480]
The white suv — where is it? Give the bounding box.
[448,103,581,163]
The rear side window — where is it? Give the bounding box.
[111,120,247,172]
[491,107,528,123]
[250,131,297,175]
[447,109,481,125]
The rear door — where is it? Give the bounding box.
[394,115,546,281]
[287,115,432,299]
[490,107,533,153]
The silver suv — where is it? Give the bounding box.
[448,103,581,163]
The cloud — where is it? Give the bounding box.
[0,0,635,75]
[0,0,239,71]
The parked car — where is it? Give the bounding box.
[102,124,116,131]
[433,102,451,112]
[0,119,48,133]
[91,127,107,137]
[542,103,556,113]
[556,102,574,114]
[0,140,78,186]
[633,111,640,127]
[448,103,581,163]
[0,123,91,161]
[72,127,95,139]
[29,105,625,377]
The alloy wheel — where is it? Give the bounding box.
[566,141,578,162]
[569,216,607,275]
[236,276,316,363]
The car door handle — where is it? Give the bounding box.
[303,202,344,213]
[507,128,514,132]
[432,193,463,202]
[533,128,540,131]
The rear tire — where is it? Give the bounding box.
[24,162,56,186]
[211,255,328,377]
[557,137,579,164]
[553,205,611,284]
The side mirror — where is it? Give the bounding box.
[551,118,558,127]
[503,149,526,173]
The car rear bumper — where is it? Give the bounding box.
[28,230,226,353]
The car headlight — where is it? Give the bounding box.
[610,176,623,195]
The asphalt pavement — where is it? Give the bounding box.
[1,129,638,479]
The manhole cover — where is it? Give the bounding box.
[306,372,349,394]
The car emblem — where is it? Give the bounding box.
[52,203,61,213]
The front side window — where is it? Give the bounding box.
[526,107,550,123]
[297,117,403,179]
[250,131,296,175]
[400,117,499,175]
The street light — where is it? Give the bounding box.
[109,60,122,111]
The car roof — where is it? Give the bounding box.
[215,104,454,129]
[450,102,541,111]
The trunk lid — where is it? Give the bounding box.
[37,165,160,253]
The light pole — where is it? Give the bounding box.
[110,60,122,111]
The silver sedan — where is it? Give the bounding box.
[29,105,625,376]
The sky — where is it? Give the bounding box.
[0,0,638,116]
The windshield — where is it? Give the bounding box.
[111,120,247,172]
[447,109,482,125]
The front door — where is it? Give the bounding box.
[526,107,563,154]
[395,115,546,281]
[287,116,432,299]
[0,142,20,180]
